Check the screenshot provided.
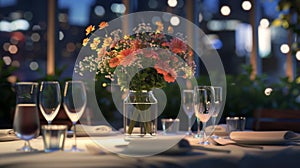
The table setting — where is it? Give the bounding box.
[2,82,300,168]
[1,18,300,168]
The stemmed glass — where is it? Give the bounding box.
[39,81,61,125]
[182,90,194,136]
[13,82,40,152]
[193,86,215,144]
[63,81,87,152]
[211,86,222,139]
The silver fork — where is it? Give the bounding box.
[208,137,264,149]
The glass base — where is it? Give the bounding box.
[17,141,38,152]
[185,131,194,136]
[198,140,210,145]
[65,145,84,152]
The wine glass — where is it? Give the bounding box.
[193,86,215,144]
[211,86,222,139]
[13,82,40,152]
[39,81,61,125]
[63,81,87,152]
[182,90,194,136]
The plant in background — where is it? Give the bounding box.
[0,59,18,128]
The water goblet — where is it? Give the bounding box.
[13,82,40,152]
[39,81,61,125]
[63,81,87,152]
[211,86,222,139]
[182,90,194,136]
[193,86,215,144]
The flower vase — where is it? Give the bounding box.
[123,90,158,139]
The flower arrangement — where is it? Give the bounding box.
[77,21,195,92]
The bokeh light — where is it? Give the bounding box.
[31,33,40,42]
[170,16,180,26]
[242,1,252,11]
[264,88,273,96]
[2,56,12,65]
[280,44,290,54]
[296,51,300,61]
[168,0,177,7]
[260,18,269,28]
[94,5,105,16]
[8,45,18,54]
[220,6,231,16]
[29,61,39,71]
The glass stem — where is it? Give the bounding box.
[212,116,216,129]
[72,123,77,148]
[188,116,191,133]
[202,121,207,143]
[197,118,200,136]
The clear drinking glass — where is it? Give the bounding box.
[211,86,222,138]
[39,81,61,125]
[13,82,40,152]
[63,81,87,152]
[193,86,215,144]
[182,90,194,136]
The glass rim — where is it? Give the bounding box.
[41,125,68,130]
[16,82,39,85]
[41,81,60,84]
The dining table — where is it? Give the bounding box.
[1,131,300,168]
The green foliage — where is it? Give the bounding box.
[273,0,300,53]
[0,59,18,126]
[224,65,300,117]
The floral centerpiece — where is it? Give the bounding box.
[77,21,195,137]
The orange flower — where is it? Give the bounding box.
[82,38,89,46]
[155,67,167,75]
[109,57,120,68]
[120,53,137,67]
[85,25,95,35]
[161,42,169,47]
[163,69,177,83]
[118,48,134,59]
[169,38,187,54]
[99,21,108,29]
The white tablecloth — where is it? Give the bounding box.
[1,135,300,168]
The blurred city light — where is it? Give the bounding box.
[260,18,269,28]
[220,6,231,16]
[258,18,271,58]
[170,16,180,26]
[8,45,18,54]
[29,61,39,71]
[2,56,12,65]
[296,51,300,61]
[280,44,290,54]
[242,1,252,11]
[94,5,105,16]
[31,33,40,42]
[167,0,177,7]
[111,3,126,14]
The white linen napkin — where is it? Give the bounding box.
[71,124,114,136]
[229,131,300,144]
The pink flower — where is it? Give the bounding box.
[169,38,187,54]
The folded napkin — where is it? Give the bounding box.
[205,124,228,137]
[0,129,19,141]
[71,124,114,137]
[229,131,300,144]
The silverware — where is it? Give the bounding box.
[208,137,264,149]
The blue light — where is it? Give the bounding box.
[211,39,223,49]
